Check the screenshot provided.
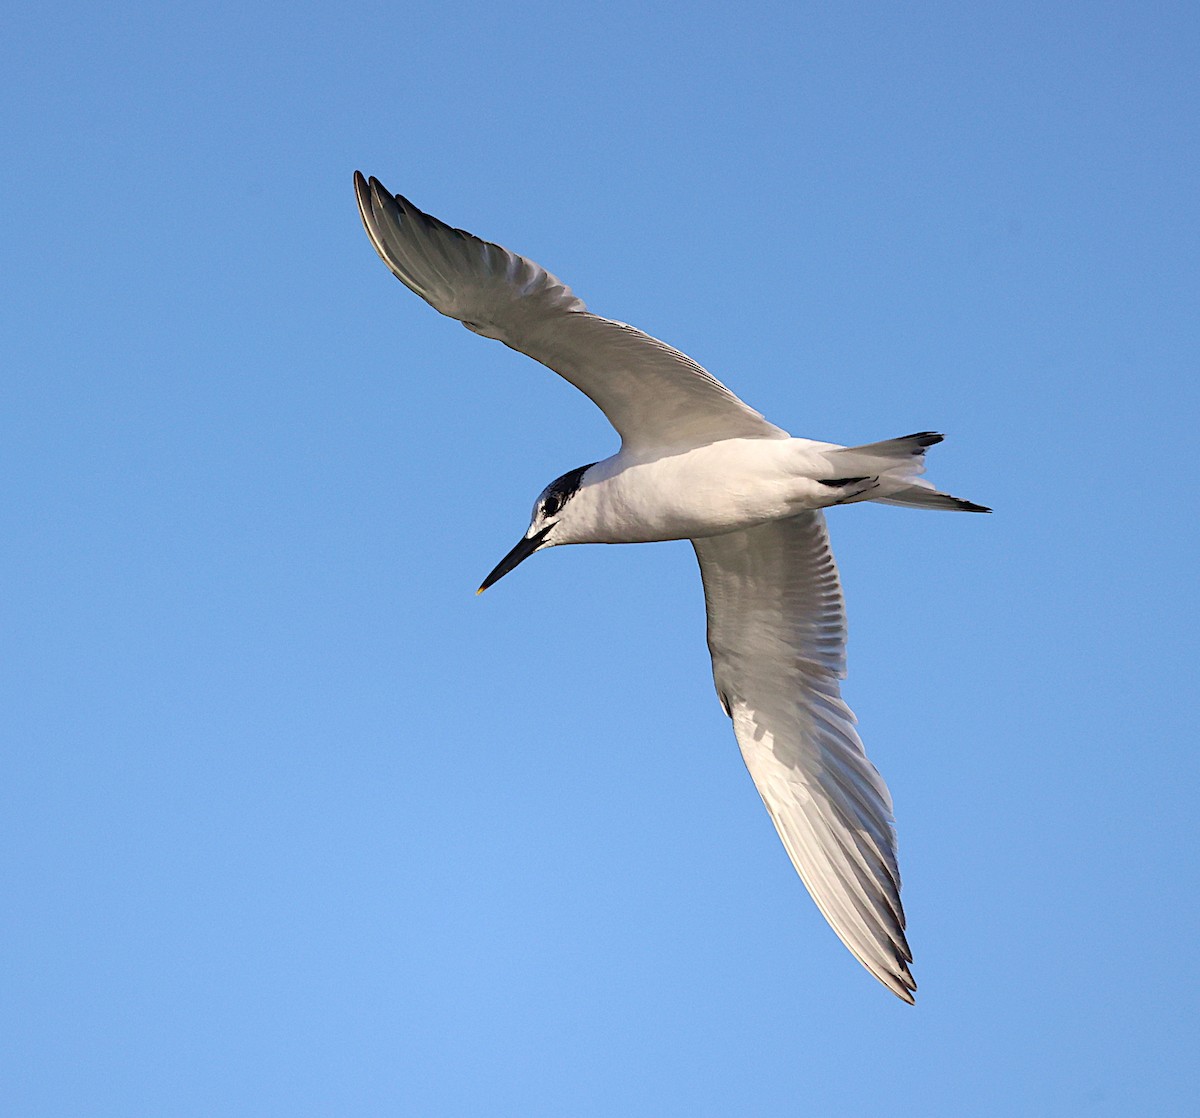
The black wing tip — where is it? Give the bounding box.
[892,962,918,1004]
[354,174,429,239]
[353,171,391,223]
[352,170,370,209]
[354,171,394,208]
[352,171,399,207]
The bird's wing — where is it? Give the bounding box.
[692,512,915,1002]
[355,173,788,453]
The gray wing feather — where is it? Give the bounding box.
[354,173,788,452]
[693,511,916,1003]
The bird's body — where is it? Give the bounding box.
[547,437,938,545]
[353,171,988,1003]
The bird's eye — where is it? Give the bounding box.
[542,495,561,517]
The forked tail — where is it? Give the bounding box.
[827,432,991,513]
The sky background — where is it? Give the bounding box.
[3,1,1198,1114]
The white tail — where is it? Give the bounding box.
[827,432,991,513]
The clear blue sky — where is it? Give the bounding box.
[4,1,1197,1114]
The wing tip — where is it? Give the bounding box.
[352,169,370,215]
[879,959,918,1004]
[860,934,918,1004]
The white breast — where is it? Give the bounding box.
[561,438,843,545]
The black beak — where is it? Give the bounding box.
[477,526,551,594]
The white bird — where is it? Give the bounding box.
[354,172,988,1003]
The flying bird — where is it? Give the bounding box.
[353,171,988,1003]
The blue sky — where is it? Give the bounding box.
[3,1,1198,1114]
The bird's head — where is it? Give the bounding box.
[477,463,596,594]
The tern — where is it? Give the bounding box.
[354,172,988,1003]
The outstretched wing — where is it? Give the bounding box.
[692,512,915,1002]
[354,173,788,453]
